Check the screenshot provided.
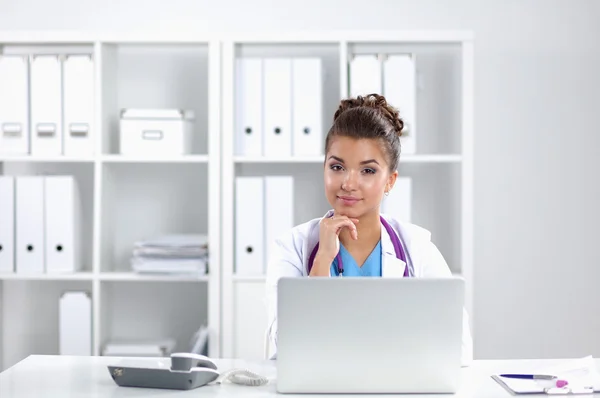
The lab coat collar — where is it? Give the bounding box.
[317,210,407,277]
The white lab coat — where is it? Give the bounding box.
[265,210,473,366]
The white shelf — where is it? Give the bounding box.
[0,272,94,281]
[234,154,462,164]
[234,155,324,163]
[232,275,267,283]
[100,154,209,163]
[220,32,474,360]
[98,272,209,282]
[0,156,95,163]
[0,30,473,370]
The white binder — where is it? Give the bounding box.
[235,177,264,275]
[59,291,92,355]
[0,176,15,273]
[45,176,81,273]
[383,54,417,154]
[263,58,292,157]
[235,58,263,156]
[15,176,45,273]
[265,176,294,260]
[349,55,382,98]
[382,177,412,223]
[292,58,323,157]
[30,55,63,156]
[0,55,30,155]
[63,55,94,156]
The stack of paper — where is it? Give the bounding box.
[130,234,208,275]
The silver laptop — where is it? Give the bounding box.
[276,277,464,394]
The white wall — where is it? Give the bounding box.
[1,0,599,360]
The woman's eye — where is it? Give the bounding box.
[330,164,343,171]
[363,168,376,174]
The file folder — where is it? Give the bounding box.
[0,176,15,273]
[265,176,294,260]
[59,291,92,355]
[0,55,30,155]
[235,177,264,275]
[383,54,417,154]
[15,176,44,273]
[263,58,292,157]
[30,55,63,156]
[292,58,323,156]
[235,58,263,156]
[382,177,412,223]
[45,176,81,273]
[349,55,382,98]
[63,55,94,156]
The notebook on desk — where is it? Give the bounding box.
[491,356,600,395]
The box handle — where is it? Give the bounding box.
[142,130,163,141]
[2,123,22,137]
[36,123,56,137]
[70,123,89,137]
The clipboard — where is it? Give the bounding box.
[491,375,598,395]
[491,356,600,395]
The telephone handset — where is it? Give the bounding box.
[108,352,268,391]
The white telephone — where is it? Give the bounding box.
[108,352,268,390]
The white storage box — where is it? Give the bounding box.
[119,109,194,156]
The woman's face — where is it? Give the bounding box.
[324,136,397,218]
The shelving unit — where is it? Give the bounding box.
[220,31,473,359]
[0,32,222,371]
[0,30,473,370]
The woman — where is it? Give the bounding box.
[265,94,473,364]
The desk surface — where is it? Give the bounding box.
[1,355,599,397]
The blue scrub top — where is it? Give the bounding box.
[331,240,382,277]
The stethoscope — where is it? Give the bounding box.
[307,216,411,277]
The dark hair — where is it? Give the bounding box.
[325,93,404,172]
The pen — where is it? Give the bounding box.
[500,374,569,388]
[500,374,557,380]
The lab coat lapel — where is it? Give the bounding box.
[380,221,406,278]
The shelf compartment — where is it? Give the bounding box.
[98,42,210,156]
[100,162,208,273]
[0,280,92,370]
[0,162,96,273]
[398,162,462,275]
[234,162,331,232]
[233,42,340,157]
[232,281,268,360]
[99,281,207,356]
[347,41,463,156]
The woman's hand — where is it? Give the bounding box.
[309,214,359,276]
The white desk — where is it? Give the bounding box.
[1,355,599,397]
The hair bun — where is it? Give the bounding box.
[333,93,404,137]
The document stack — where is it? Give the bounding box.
[130,234,208,275]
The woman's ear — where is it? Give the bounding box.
[386,170,398,193]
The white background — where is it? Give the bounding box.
[1,0,598,360]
